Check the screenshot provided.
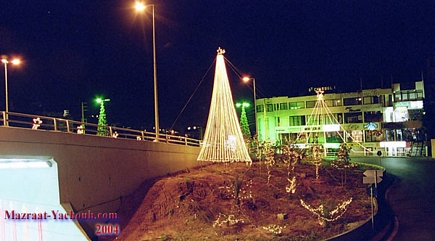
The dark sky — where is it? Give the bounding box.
[1,0,435,131]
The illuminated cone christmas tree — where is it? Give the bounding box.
[197,48,251,163]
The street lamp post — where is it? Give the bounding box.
[135,2,159,142]
[243,77,258,138]
[1,57,20,126]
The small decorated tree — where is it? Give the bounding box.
[300,198,353,227]
[311,144,324,180]
[281,144,301,194]
[337,143,350,164]
[331,143,356,186]
[236,102,252,140]
[96,98,110,136]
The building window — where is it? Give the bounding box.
[409,109,423,121]
[306,101,316,108]
[257,105,264,112]
[393,107,409,122]
[408,92,417,100]
[274,104,280,111]
[394,93,401,102]
[387,95,393,106]
[325,99,342,107]
[365,130,383,142]
[326,132,344,143]
[336,113,343,124]
[289,116,306,126]
[364,111,382,122]
[266,104,273,112]
[325,113,343,124]
[363,96,380,104]
[304,114,340,125]
[344,97,362,106]
[350,130,363,142]
[289,101,305,109]
[396,91,424,101]
[344,112,362,123]
[280,102,288,110]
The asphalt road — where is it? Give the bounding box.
[353,156,435,241]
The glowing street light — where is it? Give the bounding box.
[236,102,250,108]
[134,1,159,142]
[96,98,111,104]
[134,1,146,11]
[242,76,258,137]
[1,57,21,126]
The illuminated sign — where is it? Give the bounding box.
[308,86,335,92]
[380,141,406,148]
[322,124,340,132]
[363,122,379,130]
[395,100,423,109]
[393,106,409,122]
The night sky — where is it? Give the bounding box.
[1,0,435,131]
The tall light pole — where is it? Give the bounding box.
[135,2,159,142]
[243,77,258,138]
[1,57,20,126]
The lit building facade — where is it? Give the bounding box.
[256,80,426,157]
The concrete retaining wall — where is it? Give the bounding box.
[0,126,201,239]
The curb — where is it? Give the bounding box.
[370,173,398,241]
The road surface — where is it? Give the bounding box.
[353,156,435,241]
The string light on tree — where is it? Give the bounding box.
[331,143,357,186]
[96,97,110,136]
[197,48,251,163]
[300,198,353,226]
[286,176,297,193]
[310,144,324,180]
[32,117,42,129]
[257,140,275,184]
[77,125,84,134]
[294,88,373,158]
[281,145,301,194]
[236,102,252,140]
[262,224,285,234]
[212,213,244,228]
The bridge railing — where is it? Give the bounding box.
[0,111,200,147]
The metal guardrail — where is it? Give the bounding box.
[0,111,200,147]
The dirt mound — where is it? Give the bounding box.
[107,161,371,241]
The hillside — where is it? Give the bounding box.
[102,160,371,241]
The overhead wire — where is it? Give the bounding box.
[170,55,263,130]
[169,59,215,130]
